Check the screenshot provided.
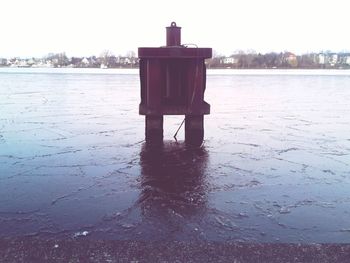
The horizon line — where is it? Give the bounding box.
[2,49,350,59]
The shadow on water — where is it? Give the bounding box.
[135,141,209,239]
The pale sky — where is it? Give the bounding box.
[1,0,349,58]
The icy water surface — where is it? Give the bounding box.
[1,68,350,243]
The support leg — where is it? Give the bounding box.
[185,115,204,147]
[146,115,163,143]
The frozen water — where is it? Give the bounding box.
[1,68,350,243]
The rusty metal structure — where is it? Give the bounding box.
[138,22,212,146]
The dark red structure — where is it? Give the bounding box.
[138,22,212,146]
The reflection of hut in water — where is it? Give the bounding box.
[138,141,209,222]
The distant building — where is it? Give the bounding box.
[330,54,338,66]
[0,58,7,66]
[89,57,97,66]
[116,56,131,65]
[346,56,350,65]
[27,58,36,66]
[221,57,238,64]
[318,54,326,64]
[19,60,29,67]
[81,57,89,65]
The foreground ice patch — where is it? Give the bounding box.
[73,231,89,238]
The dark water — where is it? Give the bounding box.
[1,68,350,242]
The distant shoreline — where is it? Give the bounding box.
[2,68,350,77]
[1,66,350,70]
